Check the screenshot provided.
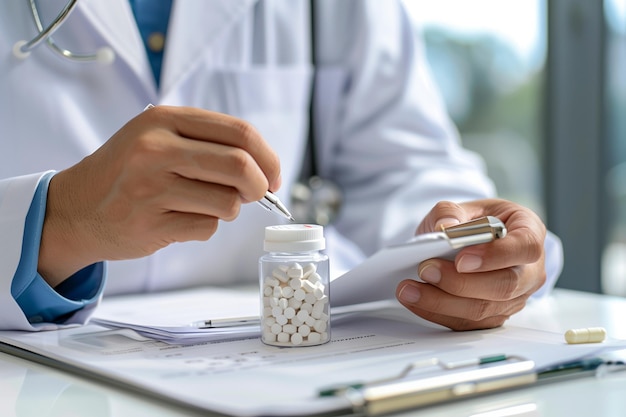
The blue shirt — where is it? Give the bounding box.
[11,173,105,323]
[128,0,173,87]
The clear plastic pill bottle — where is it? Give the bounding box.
[259,224,330,347]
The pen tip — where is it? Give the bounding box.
[288,216,296,222]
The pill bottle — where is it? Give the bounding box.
[259,224,330,347]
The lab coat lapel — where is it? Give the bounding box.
[76,0,155,95]
[160,0,258,95]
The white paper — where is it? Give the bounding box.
[2,305,625,417]
[330,233,457,306]
[91,287,391,344]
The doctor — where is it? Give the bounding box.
[0,0,562,332]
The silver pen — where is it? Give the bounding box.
[258,191,295,222]
[190,316,260,329]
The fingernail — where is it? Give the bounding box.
[398,283,421,303]
[457,254,482,272]
[419,263,441,283]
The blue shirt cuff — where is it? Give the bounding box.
[10,172,106,324]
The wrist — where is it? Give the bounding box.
[38,170,99,287]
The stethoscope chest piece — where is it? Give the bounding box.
[291,176,342,226]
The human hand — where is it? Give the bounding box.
[38,105,281,286]
[396,199,547,331]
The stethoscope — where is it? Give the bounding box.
[12,0,115,63]
[11,0,343,225]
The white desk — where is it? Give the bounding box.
[1,289,625,417]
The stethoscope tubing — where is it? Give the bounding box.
[13,0,114,63]
[16,0,79,56]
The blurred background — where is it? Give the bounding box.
[402,0,626,296]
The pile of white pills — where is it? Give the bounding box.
[261,262,330,346]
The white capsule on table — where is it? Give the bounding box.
[565,327,606,344]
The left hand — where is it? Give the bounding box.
[395,199,547,331]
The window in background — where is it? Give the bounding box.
[603,0,626,296]
[401,0,547,219]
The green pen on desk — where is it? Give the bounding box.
[318,354,511,397]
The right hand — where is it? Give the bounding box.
[38,105,281,286]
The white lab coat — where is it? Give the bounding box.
[0,0,561,330]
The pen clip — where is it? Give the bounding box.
[441,216,507,249]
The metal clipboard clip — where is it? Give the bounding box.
[319,354,536,416]
[441,216,507,249]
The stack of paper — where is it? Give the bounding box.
[91,287,392,344]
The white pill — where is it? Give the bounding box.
[288,298,302,309]
[263,317,276,326]
[272,286,282,297]
[565,327,606,344]
[303,263,316,278]
[276,315,288,325]
[298,325,311,336]
[313,287,325,300]
[263,286,273,296]
[271,306,282,317]
[284,307,296,319]
[293,289,306,301]
[291,333,304,345]
[302,280,316,293]
[289,278,303,290]
[314,319,327,333]
[283,324,297,334]
[264,276,279,287]
[278,298,289,309]
[270,323,282,334]
[290,316,304,327]
[277,332,290,343]
[308,272,322,284]
[296,309,310,321]
[281,286,294,298]
[307,332,322,343]
[272,268,289,282]
[304,293,317,304]
[288,263,304,278]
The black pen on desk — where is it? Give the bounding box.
[144,105,294,223]
[190,316,260,329]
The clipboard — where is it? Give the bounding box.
[330,216,507,307]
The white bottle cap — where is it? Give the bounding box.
[264,224,325,252]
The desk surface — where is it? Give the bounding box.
[1,288,625,417]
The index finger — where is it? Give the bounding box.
[455,209,546,273]
[144,105,282,191]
